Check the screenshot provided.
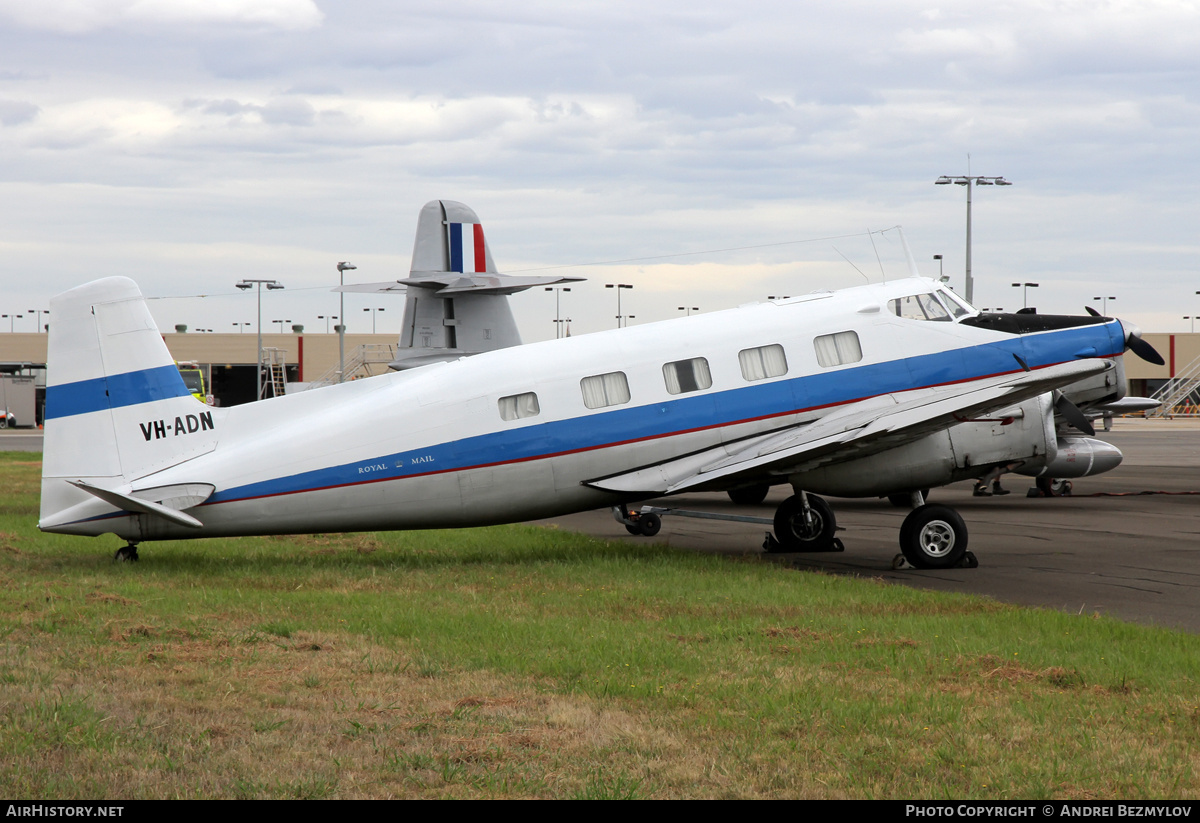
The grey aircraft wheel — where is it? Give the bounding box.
[771,494,836,552]
[638,512,662,537]
[727,484,770,506]
[899,504,967,569]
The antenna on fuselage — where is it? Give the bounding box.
[896,226,920,279]
[868,228,885,282]
[831,247,869,283]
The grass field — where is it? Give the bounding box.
[3,451,1199,799]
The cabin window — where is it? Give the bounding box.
[739,344,788,382]
[581,371,631,409]
[662,357,712,395]
[498,392,540,421]
[814,331,862,368]
[888,294,951,322]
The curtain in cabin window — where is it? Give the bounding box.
[580,372,631,409]
[662,357,712,395]
[498,392,540,421]
[814,331,862,368]
[738,344,788,382]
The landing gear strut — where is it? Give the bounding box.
[114,543,139,562]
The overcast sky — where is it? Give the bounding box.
[2,0,1198,341]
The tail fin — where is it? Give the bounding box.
[410,199,499,275]
[39,277,225,532]
[391,200,583,369]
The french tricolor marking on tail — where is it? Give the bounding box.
[448,222,486,273]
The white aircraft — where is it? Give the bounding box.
[37,211,1162,569]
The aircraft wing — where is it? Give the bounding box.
[586,359,1109,496]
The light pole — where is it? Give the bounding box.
[933,255,946,284]
[232,322,250,333]
[935,174,1012,304]
[1185,316,1196,333]
[363,307,384,334]
[2,314,22,333]
[28,309,48,332]
[768,295,791,300]
[337,262,356,383]
[605,283,632,328]
[1011,282,1038,309]
[273,319,292,333]
[678,306,699,316]
[318,315,338,334]
[1092,296,1116,316]
[235,278,284,401]
[545,286,572,338]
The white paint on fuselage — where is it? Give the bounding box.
[104,277,1118,541]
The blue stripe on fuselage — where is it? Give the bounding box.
[206,322,1124,505]
[45,364,193,420]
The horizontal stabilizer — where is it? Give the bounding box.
[337,272,582,297]
[67,480,211,529]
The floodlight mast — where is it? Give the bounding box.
[337,262,356,383]
[934,174,1012,304]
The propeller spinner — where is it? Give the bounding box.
[1085,306,1166,366]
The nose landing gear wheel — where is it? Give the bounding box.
[899,504,967,569]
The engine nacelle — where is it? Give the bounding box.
[801,394,1058,497]
[1013,436,1123,478]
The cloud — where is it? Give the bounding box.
[0,0,324,34]
[0,100,39,126]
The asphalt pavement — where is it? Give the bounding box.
[539,420,1200,634]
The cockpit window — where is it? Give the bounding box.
[888,294,952,322]
[938,289,973,319]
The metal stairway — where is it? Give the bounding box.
[259,347,289,399]
[1147,352,1200,417]
[306,343,397,389]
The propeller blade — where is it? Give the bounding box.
[1084,305,1101,317]
[1126,334,1165,366]
[1054,392,1096,436]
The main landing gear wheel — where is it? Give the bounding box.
[727,484,770,506]
[899,504,967,569]
[770,494,838,553]
[114,544,139,562]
